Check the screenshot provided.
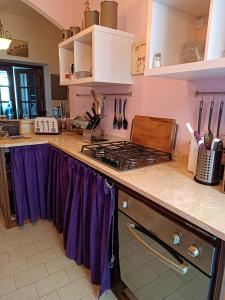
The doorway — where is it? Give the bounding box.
[0,62,46,119]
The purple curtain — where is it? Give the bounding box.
[63,160,115,296]
[47,146,69,233]
[10,144,49,226]
[11,145,116,295]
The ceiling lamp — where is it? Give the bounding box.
[0,18,12,50]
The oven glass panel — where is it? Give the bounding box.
[118,212,210,300]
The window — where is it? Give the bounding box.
[0,66,16,117]
[0,63,45,119]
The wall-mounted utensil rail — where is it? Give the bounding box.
[76,91,132,97]
[195,90,225,97]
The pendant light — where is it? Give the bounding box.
[0,18,12,50]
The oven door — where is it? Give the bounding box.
[118,211,212,300]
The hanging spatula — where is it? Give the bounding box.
[113,98,118,129]
[118,98,122,129]
[123,99,128,130]
[204,99,214,150]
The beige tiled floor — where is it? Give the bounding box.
[0,210,116,300]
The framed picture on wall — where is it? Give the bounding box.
[7,39,29,57]
[132,41,146,75]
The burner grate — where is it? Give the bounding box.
[81,141,171,171]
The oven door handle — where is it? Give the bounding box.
[126,223,189,275]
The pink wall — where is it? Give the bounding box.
[69,0,225,154]
[24,0,225,154]
[22,0,74,28]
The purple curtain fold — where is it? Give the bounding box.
[63,160,115,296]
[10,144,50,226]
[47,146,69,232]
[11,144,116,295]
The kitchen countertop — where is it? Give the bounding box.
[0,133,225,240]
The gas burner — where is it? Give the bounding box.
[81,141,171,171]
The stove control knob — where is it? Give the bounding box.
[171,234,181,245]
[187,245,200,258]
[122,201,128,208]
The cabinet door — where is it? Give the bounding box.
[0,149,13,228]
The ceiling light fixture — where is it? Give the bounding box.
[0,18,12,50]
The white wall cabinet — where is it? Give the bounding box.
[145,0,225,80]
[58,25,135,86]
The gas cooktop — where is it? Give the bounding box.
[81,141,172,171]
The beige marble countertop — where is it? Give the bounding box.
[1,133,225,240]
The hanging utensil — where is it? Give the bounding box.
[91,89,99,113]
[122,98,128,130]
[113,97,118,129]
[118,98,122,129]
[204,99,214,150]
[194,96,204,146]
[216,101,224,138]
[197,97,204,135]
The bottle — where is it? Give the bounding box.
[5,103,13,119]
[152,52,162,68]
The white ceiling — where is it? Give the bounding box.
[0,0,44,19]
[158,0,211,18]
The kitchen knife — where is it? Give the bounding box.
[216,101,224,138]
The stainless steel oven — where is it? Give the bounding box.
[117,190,220,300]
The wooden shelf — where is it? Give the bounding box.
[145,58,225,80]
[145,0,225,80]
[58,25,135,86]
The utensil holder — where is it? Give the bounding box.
[194,148,222,186]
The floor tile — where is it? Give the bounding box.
[35,270,70,297]
[45,255,74,274]
[134,282,164,300]
[0,239,21,254]
[8,243,38,261]
[177,273,210,300]
[119,243,134,258]
[35,235,62,252]
[39,291,61,300]
[152,253,173,271]
[0,252,9,266]
[151,270,184,297]
[14,264,48,288]
[125,248,153,268]
[58,277,97,300]
[64,264,89,282]
[18,230,45,245]
[0,277,16,297]
[119,257,134,276]
[53,245,66,256]
[125,263,158,289]
[82,294,97,300]
[0,284,39,300]
[165,291,185,300]
[26,248,56,268]
[121,275,137,293]
[0,258,28,280]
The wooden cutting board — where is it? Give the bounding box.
[130,116,177,153]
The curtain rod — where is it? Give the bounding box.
[195,90,225,96]
[76,91,132,97]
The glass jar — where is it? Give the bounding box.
[152,52,162,68]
